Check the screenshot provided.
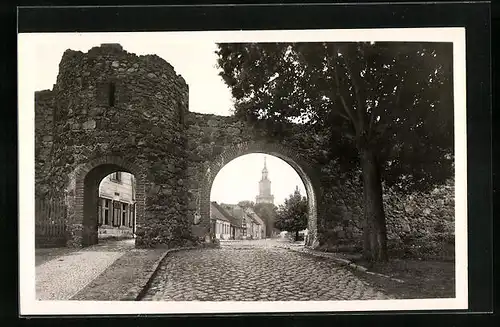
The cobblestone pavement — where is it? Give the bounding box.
[142,239,392,301]
[36,239,134,300]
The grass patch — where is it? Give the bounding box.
[313,242,455,299]
[351,258,455,299]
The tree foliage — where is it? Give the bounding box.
[275,188,308,240]
[216,41,454,261]
[237,200,255,209]
[253,202,277,237]
[216,42,454,193]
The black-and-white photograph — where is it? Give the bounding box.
[18,28,467,315]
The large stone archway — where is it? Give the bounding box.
[197,141,320,247]
[34,43,327,249]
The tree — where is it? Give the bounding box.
[275,188,308,241]
[216,42,454,261]
[254,202,277,238]
[237,200,255,209]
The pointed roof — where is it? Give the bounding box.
[261,156,269,181]
[210,202,230,222]
[221,203,254,227]
[243,207,264,226]
[212,202,241,227]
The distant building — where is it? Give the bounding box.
[255,157,274,205]
[211,202,263,240]
[210,202,232,240]
[97,172,136,239]
[244,207,266,239]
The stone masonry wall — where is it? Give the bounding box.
[317,159,455,260]
[35,90,55,197]
[185,113,325,246]
[35,43,455,256]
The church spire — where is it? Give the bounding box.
[261,157,268,180]
[256,155,274,205]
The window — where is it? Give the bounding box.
[103,199,110,225]
[122,203,128,226]
[129,204,135,228]
[109,82,116,107]
[110,172,122,182]
[112,201,121,227]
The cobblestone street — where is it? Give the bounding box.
[142,239,392,301]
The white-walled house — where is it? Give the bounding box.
[222,204,261,240]
[98,171,136,239]
[244,207,265,239]
[210,202,232,240]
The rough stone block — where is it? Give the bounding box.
[82,120,96,130]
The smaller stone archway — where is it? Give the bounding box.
[66,156,146,247]
[199,141,321,247]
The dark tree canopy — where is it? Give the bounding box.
[216,42,454,193]
[253,202,277,237]
[275,188,308,235]
[237,200,255,209]
[217,41,454,261]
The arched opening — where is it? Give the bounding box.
[82,165,135,246]
[96,171,137,241]
[210,153,308,241]
[200,142,319,247]
[70,156,145,248]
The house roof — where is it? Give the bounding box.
[219,203,247,227]
[212,202,266,228]
[211,202,240,226]
[223,204,263,226]
[210,202,230,222]
[244,207,264,226]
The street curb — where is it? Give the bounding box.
[284,246,405,284]
[132,246,199,301]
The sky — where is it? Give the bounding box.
[211,154,307,206]
[22,32,305,206]
[28,33,234,116]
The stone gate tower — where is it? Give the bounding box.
[34,43,322,249]
[255,157,274,204]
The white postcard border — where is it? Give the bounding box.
[18,27,467,315]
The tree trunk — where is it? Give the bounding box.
[295,230,299,242]
[360,147,388,262]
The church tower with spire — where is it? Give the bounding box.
[256,157,274,204]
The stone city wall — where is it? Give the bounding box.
[34,44,454,258]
